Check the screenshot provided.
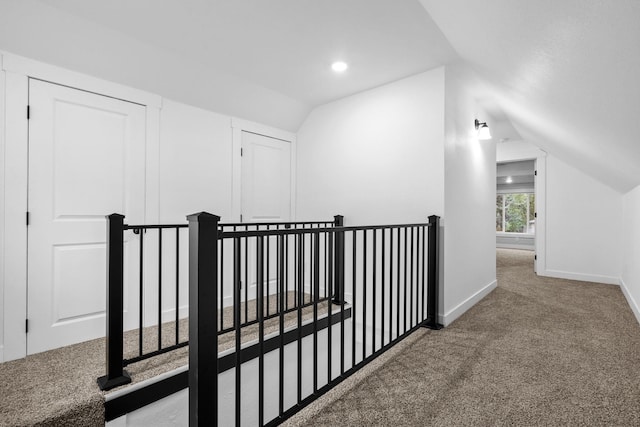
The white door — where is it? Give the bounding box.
[240,131,292,301]
[27,79,146,354]
[241,131,291,223]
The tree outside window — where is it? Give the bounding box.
[496,193,535,233]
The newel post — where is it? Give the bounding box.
[97,213,132,391]
[332,215,345,304]
[424,215,443,330]
[188,212,220,427]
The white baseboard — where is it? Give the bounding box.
[619,278,640,325]
[540,269,619,285]
[442,280,497,326]
[496,243,534,251]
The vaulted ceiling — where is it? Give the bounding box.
[1,0,639,192]
[420,0,640,192]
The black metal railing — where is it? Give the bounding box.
[97,211,442,427]
[97,215,339,391]
[187,213,442,426]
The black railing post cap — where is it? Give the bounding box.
[186,212,221,222]
[106,213,125,220]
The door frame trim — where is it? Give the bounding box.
[1,52,161,361]
[231,117,297,223]
[496,152,547,276]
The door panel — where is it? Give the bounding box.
[240,131,291,299]
[27,79,145,354]
[241,131,291,223]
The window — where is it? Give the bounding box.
[496,193,535,233]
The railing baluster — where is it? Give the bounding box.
[234,237,242,427]
[158,228,162,351]
[372,229,377,353]
[352,230,357,368]
[421,226,426,322]
[257,235,265,427]
[404,227,408,334]
[410,226,414,329]
[220,232,224,332]
[278,234,285,419]
[381,228,386,348]
[175,228,180,345]
[139,226,144,357]
[297,233,303,405]
[362,230,367,361]
[313,231,320,393]
[327,233,333,384]
[396,227,401,341]
[266,225,270,317]
[389,227,393,344]
[244,231,249,324]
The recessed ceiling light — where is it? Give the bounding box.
[506,176,513,184]
[331,61,348,73]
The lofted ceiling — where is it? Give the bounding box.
[1,1,638,192]
[420,0,640,192]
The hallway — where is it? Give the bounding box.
[285,249,640,426]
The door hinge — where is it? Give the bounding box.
[240,214,243,223]
[26,211,30,226]
[534,255,537,260]
[534,212,537,218]
[534,170,537,176]
[27,105,30,120]
[240,147,243,156]
[25,319,29,333]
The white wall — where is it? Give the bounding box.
[621,185,640,323]
[159,100,233,223]
[297,65,499,327]
[441,64,497,325]
[296,68,445,225]
[544,155,622,284]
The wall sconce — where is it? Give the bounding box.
[475,119,492,140]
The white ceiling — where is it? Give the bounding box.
[1,0,639,192]
[420,0,640,192]
[36,0,458,106]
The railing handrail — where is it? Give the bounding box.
[123,219,336,231]
[218,222,432,239]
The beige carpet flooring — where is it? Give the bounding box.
[284,249,640,426]
[0,293,328,427]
